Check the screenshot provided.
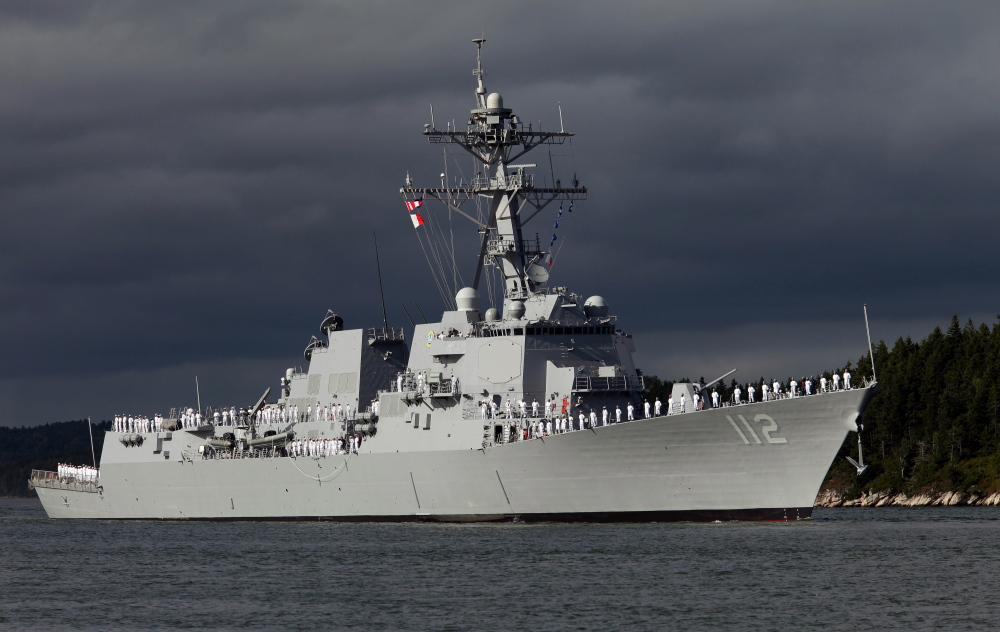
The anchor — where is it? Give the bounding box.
[846,423,868,475]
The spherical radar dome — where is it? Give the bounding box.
[584,296,610,318]
[484,308,500,322]
[486,93,504,110]
[456,287,481,312]
[507,300,526,320]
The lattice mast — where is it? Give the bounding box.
[401,39,587,302]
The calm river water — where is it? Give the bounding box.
[2,498,999,631]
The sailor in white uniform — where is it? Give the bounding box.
[643,400,650,419]
[820,376,828,392]
[843,371,851,389]
[602,407,609,426]
[733,387,741,405]
[532,400,539,417]
[747,385,755,403]
[654,398,662,416]
[679,394,686,413]
[615,405,622,423]
[711,390,719,407]
[578,412,586,430]
[589,410,597,428]
[627,403,634,421]
[832,373,840,391]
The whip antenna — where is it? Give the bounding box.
[374,232,389,334]
[87,416,97,468]
[864,304,876,383]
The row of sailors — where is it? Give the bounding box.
[287,403,356,424]
[499,411,632,441]
[114,415,163,433]
[481,398,663,421]
[116,402,367,434]
[286,435,362,457]
[57,463,99,483]
[719,372,854,406]
[209,404,358,427]
[480,398,563,420]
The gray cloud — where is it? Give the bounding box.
[2,1,999,424]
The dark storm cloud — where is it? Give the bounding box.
[2,1,999,424]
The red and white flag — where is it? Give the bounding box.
[405,200,425,228]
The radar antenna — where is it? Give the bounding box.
[401,40,586,304]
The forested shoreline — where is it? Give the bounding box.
[820,315,1000,505]
[3,315,998,502]
[0,420,109,497]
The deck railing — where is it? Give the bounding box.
[28,469,100,494]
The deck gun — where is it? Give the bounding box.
[697,369,737,403]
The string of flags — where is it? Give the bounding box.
[545,200,572,267]
[405,200,425,228]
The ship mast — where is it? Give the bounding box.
[401,39,587,303]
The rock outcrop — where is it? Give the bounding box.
[815,488,1000,508]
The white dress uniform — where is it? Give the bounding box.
[643,401,650,418]
[667,397,673,415]
[627,403,634,421]
[602,408,609,425]
[843,371,851,389]
[616,406,622,422]
[748,386,755,403]
[679,394,686,413]
[712,391,720,407]
[820,377,828,392]
[654,399,662,416]
[832,373,840,390]
[734,388,741,404]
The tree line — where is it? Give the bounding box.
[0,420,110,497]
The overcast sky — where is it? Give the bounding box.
[2,1,998,426]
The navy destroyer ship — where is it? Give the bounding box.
[31,41,876,521]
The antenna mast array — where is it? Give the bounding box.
[402,40,586,303]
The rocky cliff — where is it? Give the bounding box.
[815,488,1000,508]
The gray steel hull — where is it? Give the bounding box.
[34,387,872,521]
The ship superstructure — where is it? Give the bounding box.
[31,41,876,522]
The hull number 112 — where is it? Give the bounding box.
[726,414,788,445]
